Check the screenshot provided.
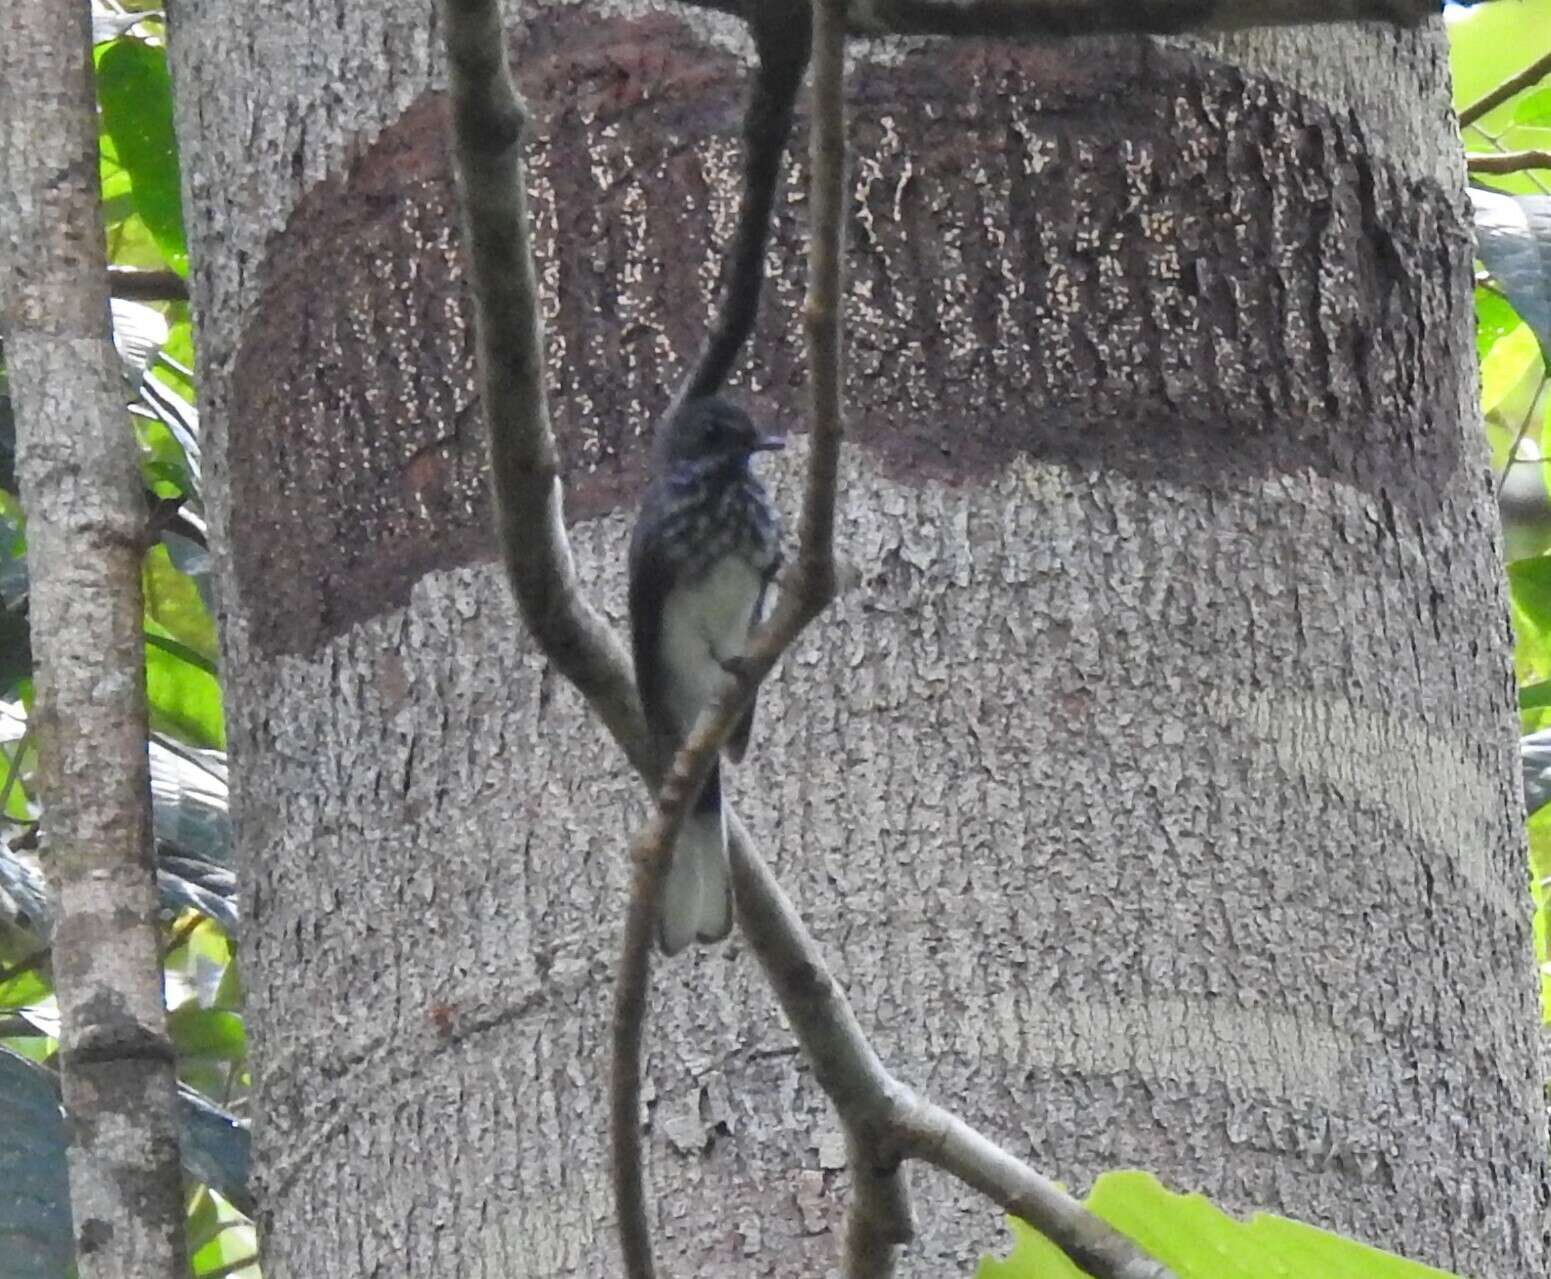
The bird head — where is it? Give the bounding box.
[653,397,785,472]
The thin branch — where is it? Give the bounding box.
[107,267,189,303]
[610,883,660,1274]
[1465,125,1551,196]
[671,0,1467,40]
[896,1100,1175,1279]
[725,817,1176,1279]
[442,9,659,1264]
[798,0,847,605]
[443,0,653,774]
[843,1129,916,1279]
[800,2,912,1254]
[1459,48,1551,128]
[1468,149,1551,175]
[674,1,810,407]
[443,2,1179,1277]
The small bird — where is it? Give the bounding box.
[628,396,784,954]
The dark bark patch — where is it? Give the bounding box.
[231,17,1471,657]
[76,1218,114,1255]
[231,10,749,656]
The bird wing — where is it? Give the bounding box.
[628,491,680,743]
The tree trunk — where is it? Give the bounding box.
[1,9,188,1277]
[169,4,1547,1276]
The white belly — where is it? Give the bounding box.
[659,555,764,735]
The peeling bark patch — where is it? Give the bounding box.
[77,1218,114,1255]
[231,21,1470,657]
[230,9,751,657]
[230,87,484,659]
[830,38,1470,502]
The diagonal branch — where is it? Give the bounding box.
[1458,48,1551,129]
[673,0,811,408]
[727,819,1177,1279]
[900,1101,1177,1279]
[443,0,651,772]
[444,2,1177,1278]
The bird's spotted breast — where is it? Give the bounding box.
[657,470,781,584]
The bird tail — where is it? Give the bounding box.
[656,762,732,956]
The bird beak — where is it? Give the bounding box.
[751,434,786,452]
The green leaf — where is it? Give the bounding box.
[1482,323,1543,419]
[1452,2,1551,195]
[167,1006,246,1062]
[99,138,133,209]
[136,415,194,497]
[1510,554,1551,629]
[978,1171,1460,1279]
[191,1220,258,1279]
[144,543,218,664]
[155,314,197,404]
[146,632,218,678]
[186,1187,223,1253]
[1477,286,1523,361]
[1510,556,1551,685]
[0,1034,53,1064]
[95,39,187,275]
[212,955,244,1013]
[146,619,225,749]
[0,966,50,1010]
[165,917,234,993]
[1517,85,1551,129]
[106,210,168,272]
[0,733,35,822]
[1507,125,1551,154]
[1530,808,1551,1020]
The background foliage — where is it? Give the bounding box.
[1,3,1548,1277]
[1452,0,1551,1027]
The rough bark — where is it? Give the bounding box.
[169,2,1547,1277]
[0,7,186,1278]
